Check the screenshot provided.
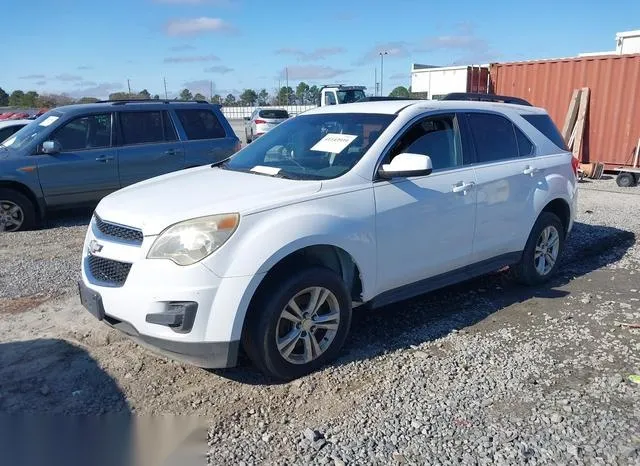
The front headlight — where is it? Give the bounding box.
[147,213,239,266]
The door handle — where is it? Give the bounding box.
[523,165,539,176]
[95,155,114,162]
[164,148,182,156]
[452,181,475,193]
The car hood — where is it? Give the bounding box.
[95,166,322,235]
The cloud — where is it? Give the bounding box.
[275,47,345,61]
[169,44,195,51]
[389,72,409,81]
[77,65,93,70]
[415,24,498,64]
[55,73,83,82]
[205,65,234,74]
[66,82,123,99]
[355,42,410,65]
[76,81,97,87]
[164,54,219,63]
[165,17,235,36]
[19,74,46,80]
[35,80,47,86]
[182,79,215,96]
[278,65,349,80]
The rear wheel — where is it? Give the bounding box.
[243,267,352,380]
[512,212,564,286]
[616,172,637,188]
[0,189,36,232]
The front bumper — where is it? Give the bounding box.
[79,280,239,368]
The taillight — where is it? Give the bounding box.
[234,139,241,152]
[571,156,579,177]
[254,119,266,125]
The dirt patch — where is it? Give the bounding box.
[0,294,55,314]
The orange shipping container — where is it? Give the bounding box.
[490,54,640,167]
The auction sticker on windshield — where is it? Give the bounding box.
[310,133,358,154]
[38,116,59,127]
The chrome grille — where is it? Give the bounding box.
[88,255,132,287]
[94,215,143,244]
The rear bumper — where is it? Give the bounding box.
[78,280,239,368]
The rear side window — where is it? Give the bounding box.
[259,109,289,119]
[515,126,535,156]
[466,113,519,163]
[522,114,568,150]
[175,109,226,140]
[120,111,168,145]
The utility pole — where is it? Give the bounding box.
[379,51,388,96]
[210,80,213,101]
[127,79,132,95]
[163,77,168,99]
[285,67,289,105]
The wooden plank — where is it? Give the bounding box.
[562,89,582,142]
[572,87,590,160]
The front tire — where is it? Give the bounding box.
[0,189,36,232]
[243,267,352,380]
[512,212,565,286]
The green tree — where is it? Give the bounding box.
[179,89,193,101]
[77,97,100,104]
[223,94,236,105]
[193,93,206,101]
[211,94,223,104]
[9,90,25,106]
[138,89,151,99]
[295,82,310,104]
[239,89,258,105]
[389,86,410,98]
[153,94,160,100]
[308,85,320,105]
[0,87,8,106]
[257,89,269,106]
[23,91,39,107]
[277,86,294,105]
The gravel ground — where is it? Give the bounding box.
[0,178,639,465]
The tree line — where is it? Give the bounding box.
[0,83,412,108]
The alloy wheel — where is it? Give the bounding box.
[534,225,560,276]
[275,286,341,365]
[0,200,24,232]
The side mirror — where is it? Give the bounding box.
[42,140,61,154]
[378,153,433,179]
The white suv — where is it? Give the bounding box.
[79,96,578,380]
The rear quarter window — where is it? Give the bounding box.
[522,114,568,151]
[175,109,226,140]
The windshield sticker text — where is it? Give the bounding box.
[310,133,358,154]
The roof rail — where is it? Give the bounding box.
[96,99,210,105]
[441,92,532,106]
[357,96,423,102]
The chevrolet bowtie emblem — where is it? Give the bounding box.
[89,240,103,254]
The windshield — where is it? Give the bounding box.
[337,89,366,104]
[224,113,395,180]
[1,111,62,150]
